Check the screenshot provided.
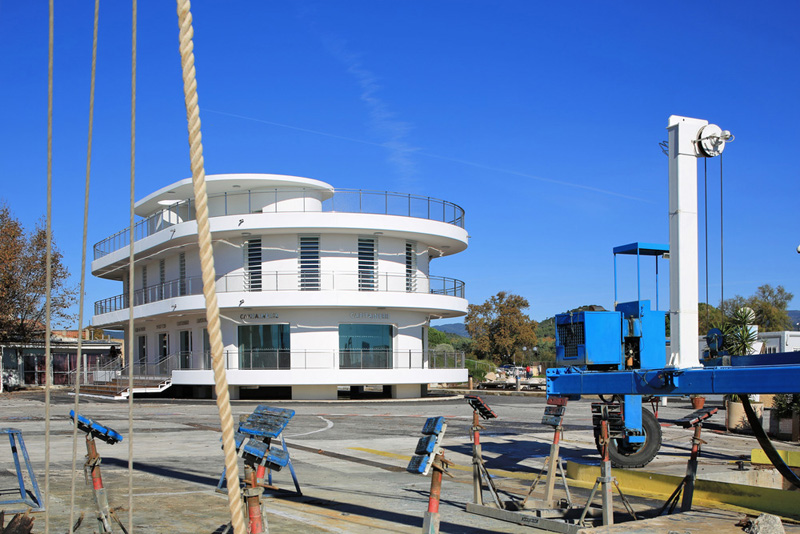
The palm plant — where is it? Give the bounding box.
[718,307,758,356]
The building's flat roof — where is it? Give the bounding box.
[135,173,335,217]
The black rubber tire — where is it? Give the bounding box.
[594,408,662,468]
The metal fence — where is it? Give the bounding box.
[94,188,465,259]
[94,272,465,315]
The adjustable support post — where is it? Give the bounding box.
[680,422,702,512]
[543,425,562,507]
[580,410,637,526]
[422,451,449,534]
[85,435,113,533]
[524,395,571,509]
[471,410,482,504]
[242,464,268,534]
[661,407,716,515]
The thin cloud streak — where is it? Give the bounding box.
[321,36,419,183]
[203,108,651,203]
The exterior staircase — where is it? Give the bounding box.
[77,376,173,399]
[71,355,175,399]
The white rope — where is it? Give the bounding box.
[44,1,54,532]
[127,1,138,532]
[68,1,100,531]
[175,2,245,532]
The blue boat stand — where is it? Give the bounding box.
[1,428,44,513]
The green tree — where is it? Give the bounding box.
[698,302,725,335]
[746,285,794,332]
[706,284,794,335]
[0,205,76,341]
[465,291,537,364]
[428,327,448,347]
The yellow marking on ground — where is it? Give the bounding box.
[567,461,800,521]
[349,447,800,521]
[752,448,800,467]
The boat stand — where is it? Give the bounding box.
[577,409,637,527]
[660,407,718,515]
[216,406,301,497]
[467,397,607,533]
[69,411,125,533]
[406,416,449,534]
[464,395,504,508]
[0,428,44,513]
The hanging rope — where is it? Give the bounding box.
[720,154,724,308]
[175,2,245,532]
[704,158,709,326]
[68,1,100,531]
[127,1,138,532]
[44,1,54,532]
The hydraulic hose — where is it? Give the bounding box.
[740,395,800,490]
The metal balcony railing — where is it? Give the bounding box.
[94,272,465,315]
[94,188,466,259]
[132,349,465,371]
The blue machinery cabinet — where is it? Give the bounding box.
[555,300,666,371]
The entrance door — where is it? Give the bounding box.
[137,335,147,374]
[179,330,192,369]
[158,332,169,374]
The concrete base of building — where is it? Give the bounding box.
[390,383,424,399]
[292,384,338,400]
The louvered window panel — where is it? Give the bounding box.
[142,265,148,304]
[358,237,377,291]
[179,252,187,296]
[406,241,417,292]
[158,259,166,300]
[299,235,320,290]
[245,238,262,291]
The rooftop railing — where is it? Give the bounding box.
[94,272,465,315]
[93,188,466,259]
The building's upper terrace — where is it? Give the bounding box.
[94,173,466,260]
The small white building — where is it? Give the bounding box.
[759,331,800,353]
[91,174,469,400]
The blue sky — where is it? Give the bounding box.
[0,1,798,327]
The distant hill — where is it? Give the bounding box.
[789,310,800,330]
[435,322,468,337]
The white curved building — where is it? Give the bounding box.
[91,174,469,400]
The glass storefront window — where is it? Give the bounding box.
[339,324,393,369]
[238,324,290,370]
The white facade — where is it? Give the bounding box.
[91,174,469,400]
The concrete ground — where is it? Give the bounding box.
[1,389,799,533]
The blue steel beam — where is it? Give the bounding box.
[547,364,800,397]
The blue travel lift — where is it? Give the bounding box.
[550,241,800,479]
[554,242,669,468]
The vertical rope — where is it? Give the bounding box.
[127,1,138,532]
[720,154,724,309]
[44,2,54,532]
[704,158,709,326]
[175,2,245,532]
[69,2,100,531]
